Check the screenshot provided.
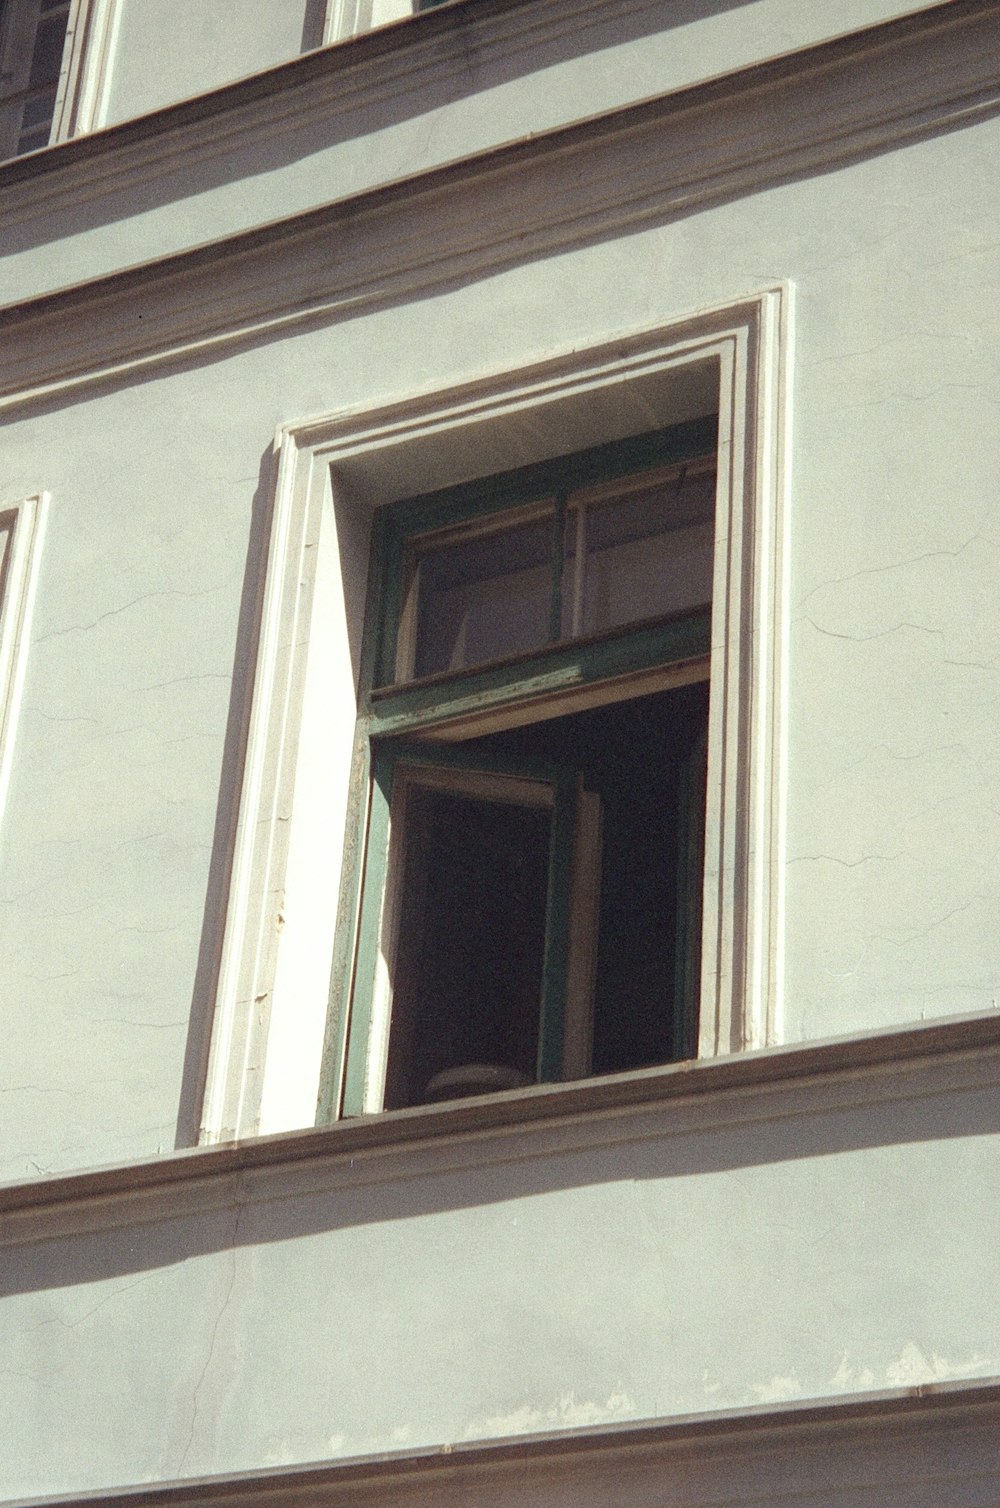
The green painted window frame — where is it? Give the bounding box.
[320,416,718,1120]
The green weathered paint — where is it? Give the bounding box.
[370,415,717,691]
[367,609,710,739]
[315,726,372,1124]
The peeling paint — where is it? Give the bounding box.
[748,1375,804,1405]
[461,1390,637,1440]
[884,1342,998,1388]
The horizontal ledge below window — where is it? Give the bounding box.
[13,1376,1000,1507]
[3,1011,1000,1218]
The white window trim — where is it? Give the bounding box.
[0,493,48,826]
[199,286,793,1144]
[322,0,417,44]
[0,0,121,157]
[51,0,122,140]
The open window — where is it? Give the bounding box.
[340,421,716,1114]
[199,295,789,1144]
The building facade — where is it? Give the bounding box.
[2,0,1000,1501]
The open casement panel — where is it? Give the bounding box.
[337,421,716,1117]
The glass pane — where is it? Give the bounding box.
[28,12,68,88]
[562,467,715,639]
[20,88,55,130]
[409,511,554,678]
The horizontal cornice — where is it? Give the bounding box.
[9,1377,1000,1505]
[2,1011,999,1231]
[1,0,998,411]
[0,0,534,190]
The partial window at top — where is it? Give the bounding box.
[0,0,70,159]
[396,456,716,682]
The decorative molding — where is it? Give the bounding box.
[0,494,48,830]
[197,432,326,1144]
[59,0,123,137]
[195,292,789,1139]
[0,0,634,213]
[1,0,998,412]
[4,1010,1000,1239]
[8,1376,1000,1505]
[49,0,123,143]
[0,0,990,210]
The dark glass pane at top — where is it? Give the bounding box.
[562,467,716,639]
[410,512,554,679]
[28,12,69,88]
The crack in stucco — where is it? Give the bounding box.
[787,853,898,868]
[91,1018,186,1030]
[800,616,1000,672]
[797,534,981,609]
[130,673,230,694]
[4,1084,82,1096]
[801,617,943,646]
[13,1272,165,1337]
[33,585,230,646]
[178,1194,243,1473]
[24,708,100,724]
[876,896,982,947]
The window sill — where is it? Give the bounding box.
[3,1011,1000,1225]
[14,1376,1000,1507]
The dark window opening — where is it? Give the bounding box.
[383,785,550,1109]
[380,679,708,1109]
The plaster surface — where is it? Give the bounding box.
[1,1069,997,1496]
[1,5,997,1501]
[2,106,1000,1175]
[103,0,319,123]
[1,0,945,306]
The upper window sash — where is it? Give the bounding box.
[372,416,718,693]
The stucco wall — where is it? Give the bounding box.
[1,6,999,1497]
[2,1047,997,1495]
[102,0,321,123]
[2,0,946,306]
[2,105,999,1178]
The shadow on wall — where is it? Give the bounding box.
[171,442,278,1151]
[2,0,763,260]
[3,1072,998,1298]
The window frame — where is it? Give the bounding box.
[198,290,792,1144]
[340,426,717,1115]
[0,0,120,162]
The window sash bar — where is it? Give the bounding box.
[367,608,711,742]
